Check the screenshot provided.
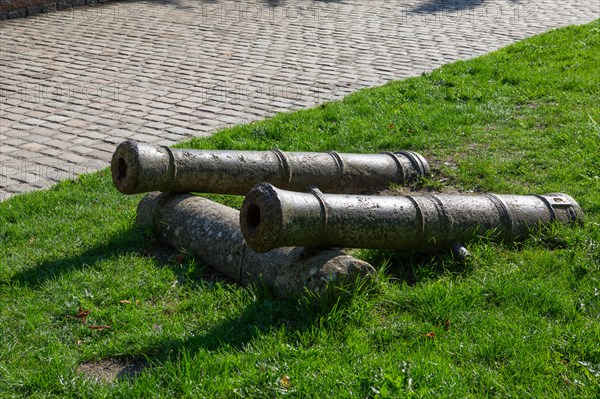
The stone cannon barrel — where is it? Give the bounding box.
[240,183,585,254]
[112,140,429,195]
[136,192,375,294]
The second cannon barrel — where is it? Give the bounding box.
[240,183,584,253]
[111,140,430,195]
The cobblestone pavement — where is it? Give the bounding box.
[0,0,598,200]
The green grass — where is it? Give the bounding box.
[1,21,599,398]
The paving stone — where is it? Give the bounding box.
[24,110,51,119]
[162,118,194,128]
[153,139,179,147]
[143,114,168,123]
[41,147,63,157]
[28,126,57,136]
[0,145,19,154]
[63,119,88,128]
[69,145,96,155]
[78,131,107,140]
[31,156,67,170]
[39,121,63,130]
[0,177,21,191]
[72,137,96,146]
[7,122,34,131]
[56,152,88,164]
[130,133,163,143]
[91,142,119,153]
[44,114,71,123]
[87,150,112,162]
[20,118,45,126]
[215,115,245,125]
[143,122,171,130]
[44,139,72,150]
[25,134,52,143]
[3,183,34,196]
[165,126,197,136]
[55,133,78,142]
[2,138,27,146]
[106,129,135,139]
[0,98,22,107]
[94,119,119,127]
[21,143,49,152]
[0,113,27,122]
[102,136,127,144]
[31,179,55,189]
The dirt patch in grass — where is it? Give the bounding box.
[77,357,147,383]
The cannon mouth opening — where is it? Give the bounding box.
[240,183,283,253]
[116,157,128,181]
[245,203,262,232]
[111,141,142,194]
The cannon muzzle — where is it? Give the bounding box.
[137,192,375,294]
[112,140,429,195]
[240,183,584,253]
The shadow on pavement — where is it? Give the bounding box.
[411,0,519,14]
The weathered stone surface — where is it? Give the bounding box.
[137,192,375,294]
[241,183,585,254]
[111,140,429,195]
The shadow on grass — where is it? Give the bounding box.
[144,282,363,373]
[134,253,469,373]
[9,227,150,288]
[80,285,359,385]
[8,225,227,291]
[363,249,474,286]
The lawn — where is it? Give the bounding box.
[1,21,599,398]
